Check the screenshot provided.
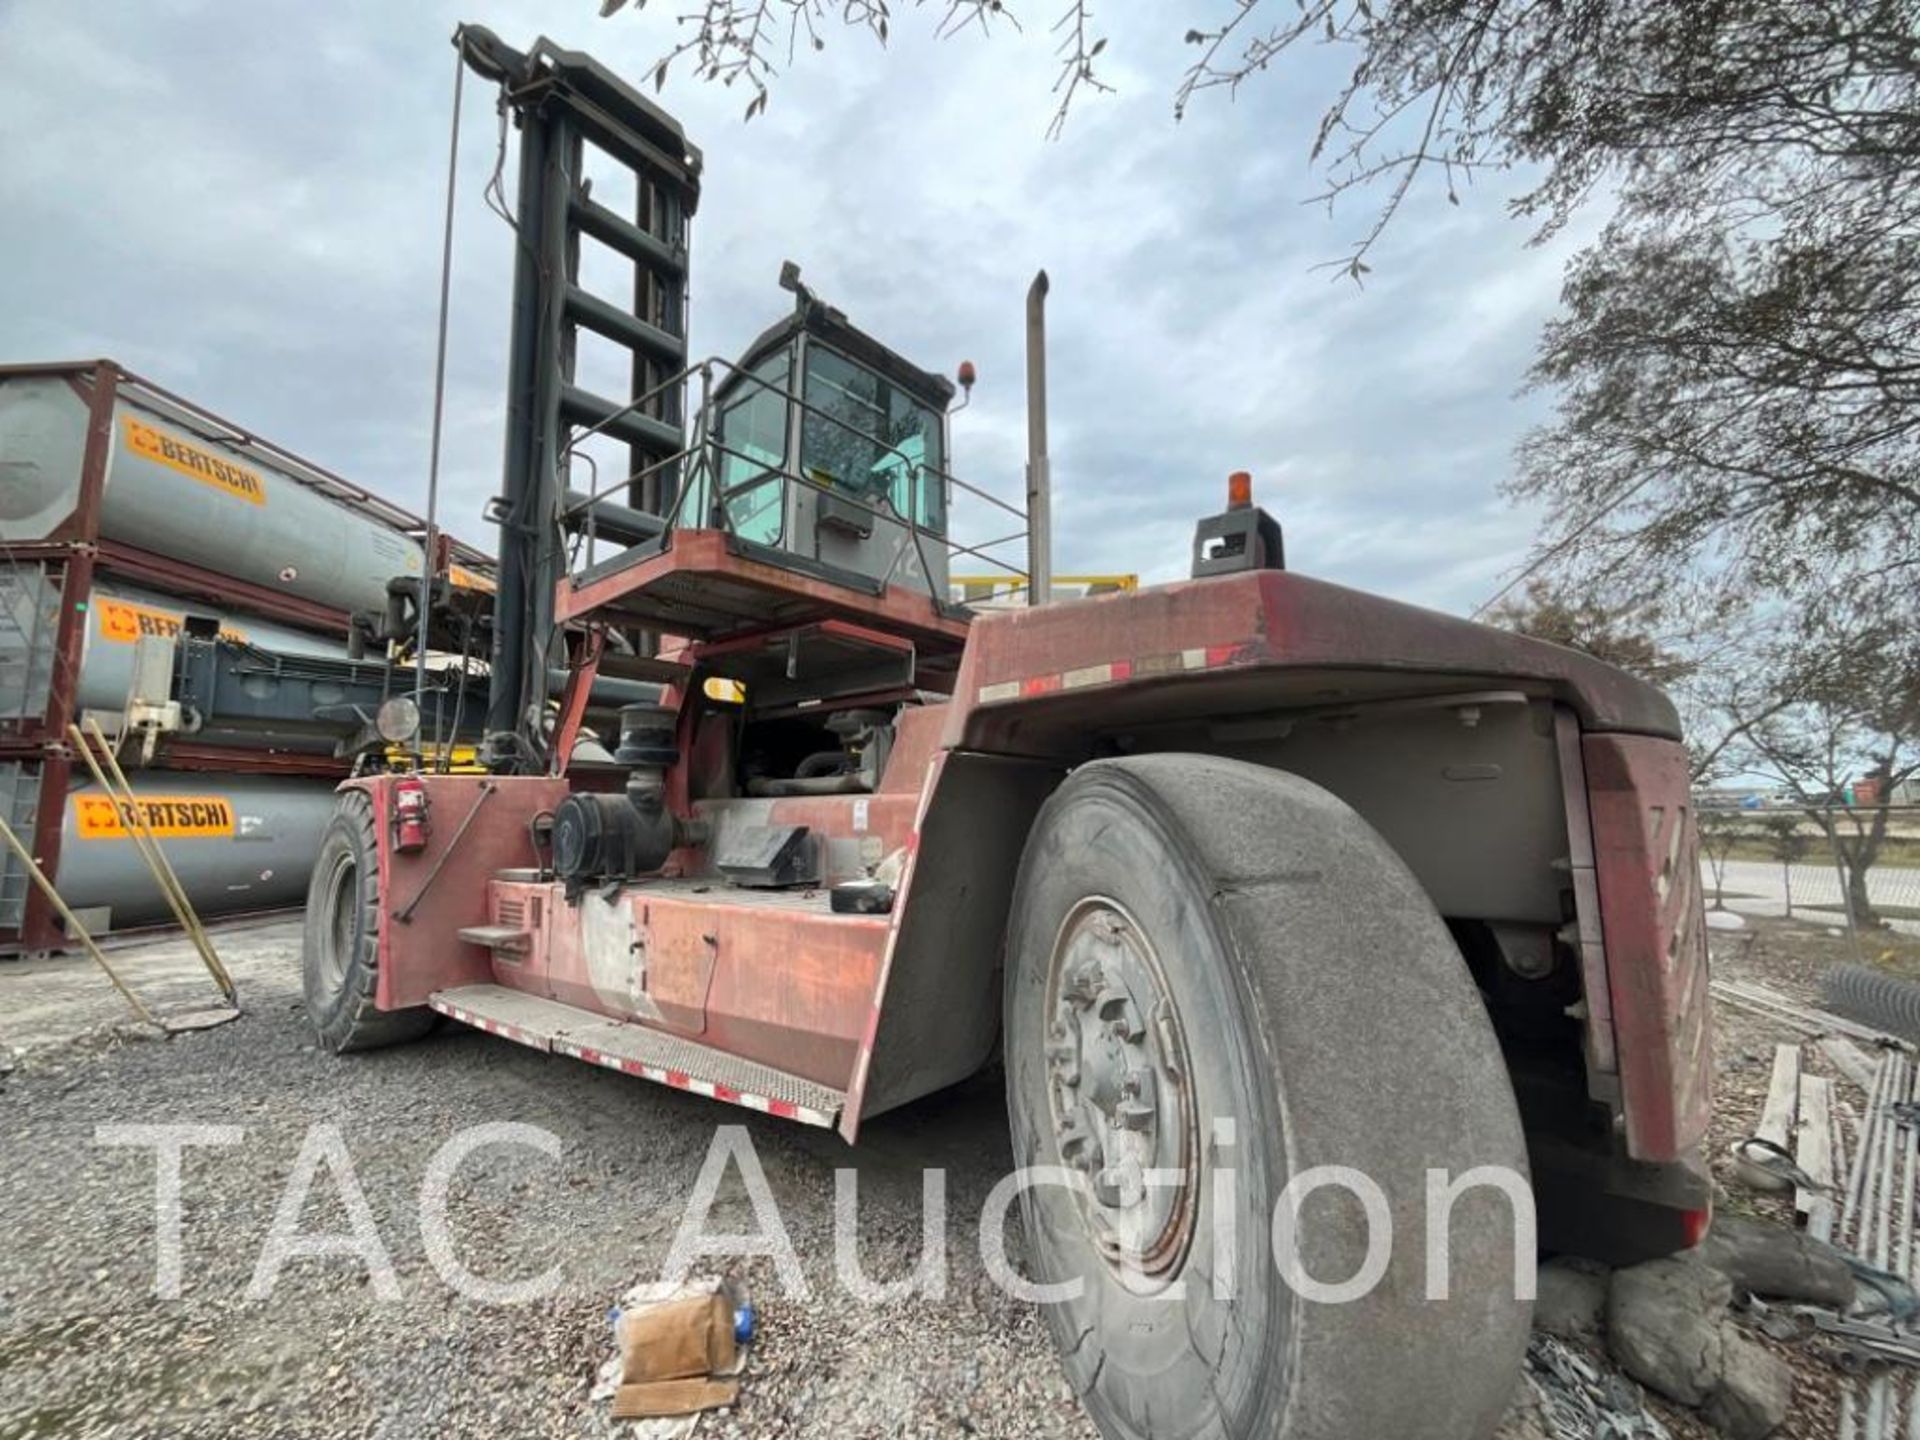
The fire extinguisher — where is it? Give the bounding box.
[392,776,430,854]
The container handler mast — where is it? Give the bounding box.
[303,28,1714,1440]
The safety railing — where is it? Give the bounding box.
[556,355,1034,608]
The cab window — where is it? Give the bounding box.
[800,347,946,534]
[714,350,792,544]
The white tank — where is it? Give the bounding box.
[50,772,338,928]
[0,572,350,735]
[0,371,432,615]
[81,580,346,711]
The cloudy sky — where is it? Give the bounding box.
[1,0,1599,613]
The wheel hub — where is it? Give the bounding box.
[1044,898,1196,1279]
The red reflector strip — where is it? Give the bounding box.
[430,997,836,1128]
[979,646,1248,706]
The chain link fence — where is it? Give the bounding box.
[1696,803,1920,948]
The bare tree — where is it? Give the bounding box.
[1757,813,1812,918]
[1697,809,1741,911]
[598,0,1112,136]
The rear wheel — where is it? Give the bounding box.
[1004,755,1531,1440]
[303,789,435,1053]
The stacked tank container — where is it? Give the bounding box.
[0,360,491,950]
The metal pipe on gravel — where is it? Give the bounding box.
[1822,1097,1848,1245]
[1904,1062,1920,1286]
[1846,1058,1892,1243]
[1867,1061,1904,1440]
[1878,1058,1905,1268]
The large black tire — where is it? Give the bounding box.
[303,790,436,1053]
[1004,755,1531,1440]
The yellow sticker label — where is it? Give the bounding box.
[74,794,237,840]
[123,416,267,506]
[96,598,245,647]
[449,564,496,594]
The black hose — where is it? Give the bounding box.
[796,749,850,779]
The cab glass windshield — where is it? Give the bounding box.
[800,346,946,534]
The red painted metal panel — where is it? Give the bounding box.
[942,569,1682,750]
[694,902,888,1085]
[878,704,947,794]
[842,748,948,1141]
[1583,734,1713,1163]
[515,877,887,1087]
[550,627,607,775]
[555,528,970,655]
[365,774,571,1011]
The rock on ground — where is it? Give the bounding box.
[1534,1259,1609,1342]
[1705,1330,1795,1440]
[1608,1259,1732,1407]
[1607,1254,1796,1438]
[1691,1212,1855,1310]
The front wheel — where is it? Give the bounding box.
[1004,755,1531,1440]
[303,789,435,1053]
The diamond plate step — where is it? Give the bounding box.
[430,983,844,1128]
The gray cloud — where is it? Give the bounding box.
[0,0,1589,614]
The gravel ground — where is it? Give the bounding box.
[0,911,1879,1440]
[0,921,1094,1440]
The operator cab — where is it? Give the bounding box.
[679,264,957,599]
[555,265,973,670]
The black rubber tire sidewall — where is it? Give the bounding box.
[1004,756,1532,1440]
[302,789,434,1053]
[1007,770,1286,1437]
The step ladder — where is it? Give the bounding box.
[456,28,700,742]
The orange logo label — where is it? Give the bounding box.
[74,794,236,840]
[449,564,497,595]
[123,416,266,506]
[96,598,245,647]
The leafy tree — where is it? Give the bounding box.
[610,2,1920,801]
[603,1,1920,605]
[1488,578,1694,688]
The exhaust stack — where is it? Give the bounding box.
[1025,270,1053,607]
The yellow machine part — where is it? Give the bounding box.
[950,573,1138,605]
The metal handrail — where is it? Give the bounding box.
[561,354,1028,524]
[556,354,1033,588]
